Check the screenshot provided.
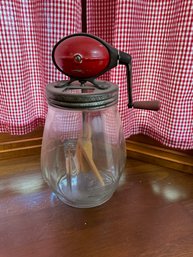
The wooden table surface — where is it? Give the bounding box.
[0,156,193,257]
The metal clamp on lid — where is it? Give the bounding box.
[46,80,118,110]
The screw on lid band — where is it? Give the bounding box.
[46,80,118,110]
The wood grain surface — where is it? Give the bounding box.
[0,156,193,257]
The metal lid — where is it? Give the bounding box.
[46,80,118,110]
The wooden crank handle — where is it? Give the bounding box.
[132,100,160,111]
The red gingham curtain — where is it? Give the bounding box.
[87,0,193,149]
[1,0,82,134]
[1,0,193,150]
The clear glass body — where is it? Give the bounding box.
[41,104,126,208]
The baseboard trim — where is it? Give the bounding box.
[1,134,192,174]
[0,137,42,160]
[126,139,193,174]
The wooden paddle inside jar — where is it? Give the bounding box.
[75,114,105,186]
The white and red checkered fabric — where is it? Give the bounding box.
[1,0,82,134]
[87,0,193,149]
[1,1,192,149]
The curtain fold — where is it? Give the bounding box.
[1,0,82,134]
[87,0,193,149]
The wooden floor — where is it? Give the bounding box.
[0,156,193,257]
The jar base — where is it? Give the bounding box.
[56,192,114,208]
[52,171,118,208]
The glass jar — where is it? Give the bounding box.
[41,80,126,208]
